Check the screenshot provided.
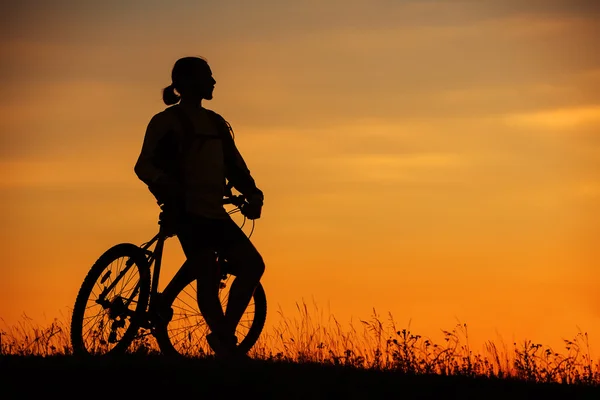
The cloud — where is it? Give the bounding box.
[575,181,600,199]
[4,0,598,54]
[0,77,155,162]
[481,0,600,18]
[0,159,133,188]
[311,152,468,185]
[2,0,599,133]
[504,106,600,130]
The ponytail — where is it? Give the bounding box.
[162,84,180,105]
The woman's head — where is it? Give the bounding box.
[162,56,216,105]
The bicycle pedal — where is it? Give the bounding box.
[158,307,174,323]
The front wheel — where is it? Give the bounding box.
[70,243,151,356]
[154,273,267,358]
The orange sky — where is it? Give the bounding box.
[1,1,599,355]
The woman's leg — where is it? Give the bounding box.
[177,216,228,337]
[220,218,265,337]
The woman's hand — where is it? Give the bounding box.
[241,190,264,220]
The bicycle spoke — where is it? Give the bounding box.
[171,323,206,347]
[158,271,266,358]
[169,321,210,355]
[181,284,198,302]
[82,308,105,331]
[72,246,149,356]
[168,313,203,326]
[237,321,252,330]
[119,262,138,294]
[82,311,106,340]
[174,295,198,315]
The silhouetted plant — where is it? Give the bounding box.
[0,314,71,356]
[1,303,599,387]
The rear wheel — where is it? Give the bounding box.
[70,243,150,356]
[154,272,267,358]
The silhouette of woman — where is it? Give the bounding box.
[134,56,265,357]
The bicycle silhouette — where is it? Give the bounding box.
[70,188,267,358]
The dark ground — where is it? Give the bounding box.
[1,355,599,399]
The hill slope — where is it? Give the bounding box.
[1,355,599,399]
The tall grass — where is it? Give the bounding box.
[250,302,599,385]
[1,302,599,386]
[0,314,71,356]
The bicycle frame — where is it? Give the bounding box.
[69,187,258,356]
[92,227,168,332]
[137,193,248,318]
[138,221,170,314]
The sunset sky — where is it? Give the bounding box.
[1,0,599,355]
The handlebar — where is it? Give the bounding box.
[157,194,250,237]
[158,194,246,230]
[158,194,247,212]
[223,194,247,208]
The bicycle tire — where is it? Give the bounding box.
[154,273,267,358]
[70,243,151,356]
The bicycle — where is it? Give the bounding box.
[70,190,267,358]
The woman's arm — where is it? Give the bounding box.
[224,137,264,203]
[207,111,263,201]
[134,112,184,206]
[134,112,171,185]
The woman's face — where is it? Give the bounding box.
[179,62,216,100]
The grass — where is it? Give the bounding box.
[0,303,600,400]
[1,301,599,387]
[257,303,600,386]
